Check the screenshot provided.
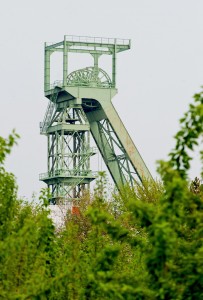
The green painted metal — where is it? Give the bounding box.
[40,35,152,203]
[66,67,112,88]
[44,35,131,92]
[40,95,96,203]
[44,45,51,92]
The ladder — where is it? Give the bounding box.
[40,90,58,134]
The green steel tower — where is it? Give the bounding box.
[40,35,153,204]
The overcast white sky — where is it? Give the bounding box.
[0,0,203,199]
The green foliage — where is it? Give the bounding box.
[0,89,203,299]
[0,133,56,299]
[0,131,19,240]
[0,130,19,165]
[168,90,203,178]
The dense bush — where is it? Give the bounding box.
[0,91,203,299]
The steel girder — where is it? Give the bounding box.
[90,117,139,187]
[83,94,153,189]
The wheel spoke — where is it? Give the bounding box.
[67,67,111,88]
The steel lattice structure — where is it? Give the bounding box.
[40,35,153,204]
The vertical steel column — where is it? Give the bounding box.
[63,36,68,87]
[44,43,51,91]
[48,135,50,174]
[73,119,77,198]
[112,39,117,88]
[86,131,90,192]
[61,129,64,171]
[56,131,59,171]
[93,53,99,77]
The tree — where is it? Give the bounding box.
[0,133,56,299]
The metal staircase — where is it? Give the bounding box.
[40,90,58,134]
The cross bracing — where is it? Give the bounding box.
[96,119,141,187]
[46,131,96,176]
[40,95,96,202]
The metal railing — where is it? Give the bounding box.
[39,169,97,180]
[46,36,130,47]
[50,80,63,89]
[65,35,130,45]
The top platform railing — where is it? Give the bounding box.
[65,35,130,45]
[46,35,131,47]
